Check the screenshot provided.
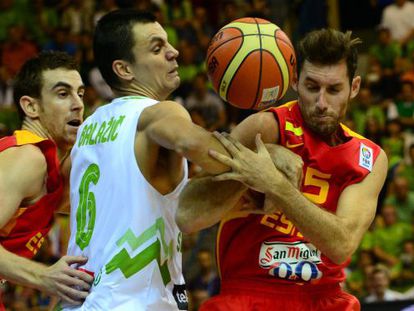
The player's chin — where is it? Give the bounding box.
[167,76,181,92]
[316,124,337,137]
[66,135,77,146]
[64,130,78,145]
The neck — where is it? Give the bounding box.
[321,129,348,147]
[22,118,51,140]
[113,83,169,102]
[21,119,70,162]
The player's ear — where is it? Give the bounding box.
[350,75,361,99]
[20,96,40,118]
[112,60,134,82]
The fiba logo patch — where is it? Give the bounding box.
[362,147,371,159]
[359,143,373,171]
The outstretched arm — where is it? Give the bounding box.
[176,111,303,233]
[144,101,231,174]
[176,176,247,233]
[0,145,93,304]
[209,133,388,264]
[0,247,93,304]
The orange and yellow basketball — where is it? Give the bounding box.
[206,17,296,110]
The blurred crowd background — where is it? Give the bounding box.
[1,0,414,310]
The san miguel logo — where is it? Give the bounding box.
[259,241,322,282]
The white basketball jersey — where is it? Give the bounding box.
[64,96,188,310]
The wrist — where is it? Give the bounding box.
[265,180,297,204]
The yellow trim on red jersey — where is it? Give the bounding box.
[0,207,28,236]
[285,121,304,136]
[263,100,297,113]
[340,123,366,139]
[15,130,47,145]
[278,100,297,110]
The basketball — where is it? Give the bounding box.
[206,17,296,110]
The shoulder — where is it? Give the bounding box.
[139,100,191,129]
[1,144,46,169]
[0,144,47,193]
[360,148,387,188]
[232,111,279,146]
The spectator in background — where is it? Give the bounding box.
[219,1,242,28]
[176,40,203,98]
[369,26,402,74]
[396,239,414,291]
[191,5,216,53]
[387,80,414,130]
[373,204,413,271]
[296,0,327,39]
[188,249,220,311]
[152,3,179,49]
[0,0,18,42]
[364,116,385,145]
[61,0,92,35]
[346,250,376,299]
[161,0,195,43]
[43,27,78,57]
[1,24,38,79]
[0,66,14,108]
[351,84,385,136]
[394,143,414,191]
[385,176,414,224]
[93,0,118,26]
[368,26,402,98]
[76,31,95,83]
[82,85,106,117]
[31,0,60,46]
[380,0,414,47]
[364,264,406,302]
[381,119,405,168]
[245,0,271,19]
[185,72,227,131]
[88,67,114,102]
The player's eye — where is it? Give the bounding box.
[58,91,68,98]
[306,85,319,92]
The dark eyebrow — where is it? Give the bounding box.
[304,77,342,88]
[149,36,165,45]
[51,81,85,91]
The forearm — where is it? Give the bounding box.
[177,127,231,175]
[177,176,247,233]
[148,118,230,175]
[267,186,352,264]
[0,245,46,289]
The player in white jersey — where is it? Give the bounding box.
[62,9,239,311]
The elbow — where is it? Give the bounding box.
[328,253,350,266]
[327,241,356,265]
[175,208,198,234]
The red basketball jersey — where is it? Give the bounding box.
[0,130,63,258]
[217,101,381,289]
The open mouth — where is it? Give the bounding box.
[67,119,81,127]
[169,66,178,74]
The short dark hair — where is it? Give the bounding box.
[13,51,78,120]
[93,9,156,88]
[296,28,361,84]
